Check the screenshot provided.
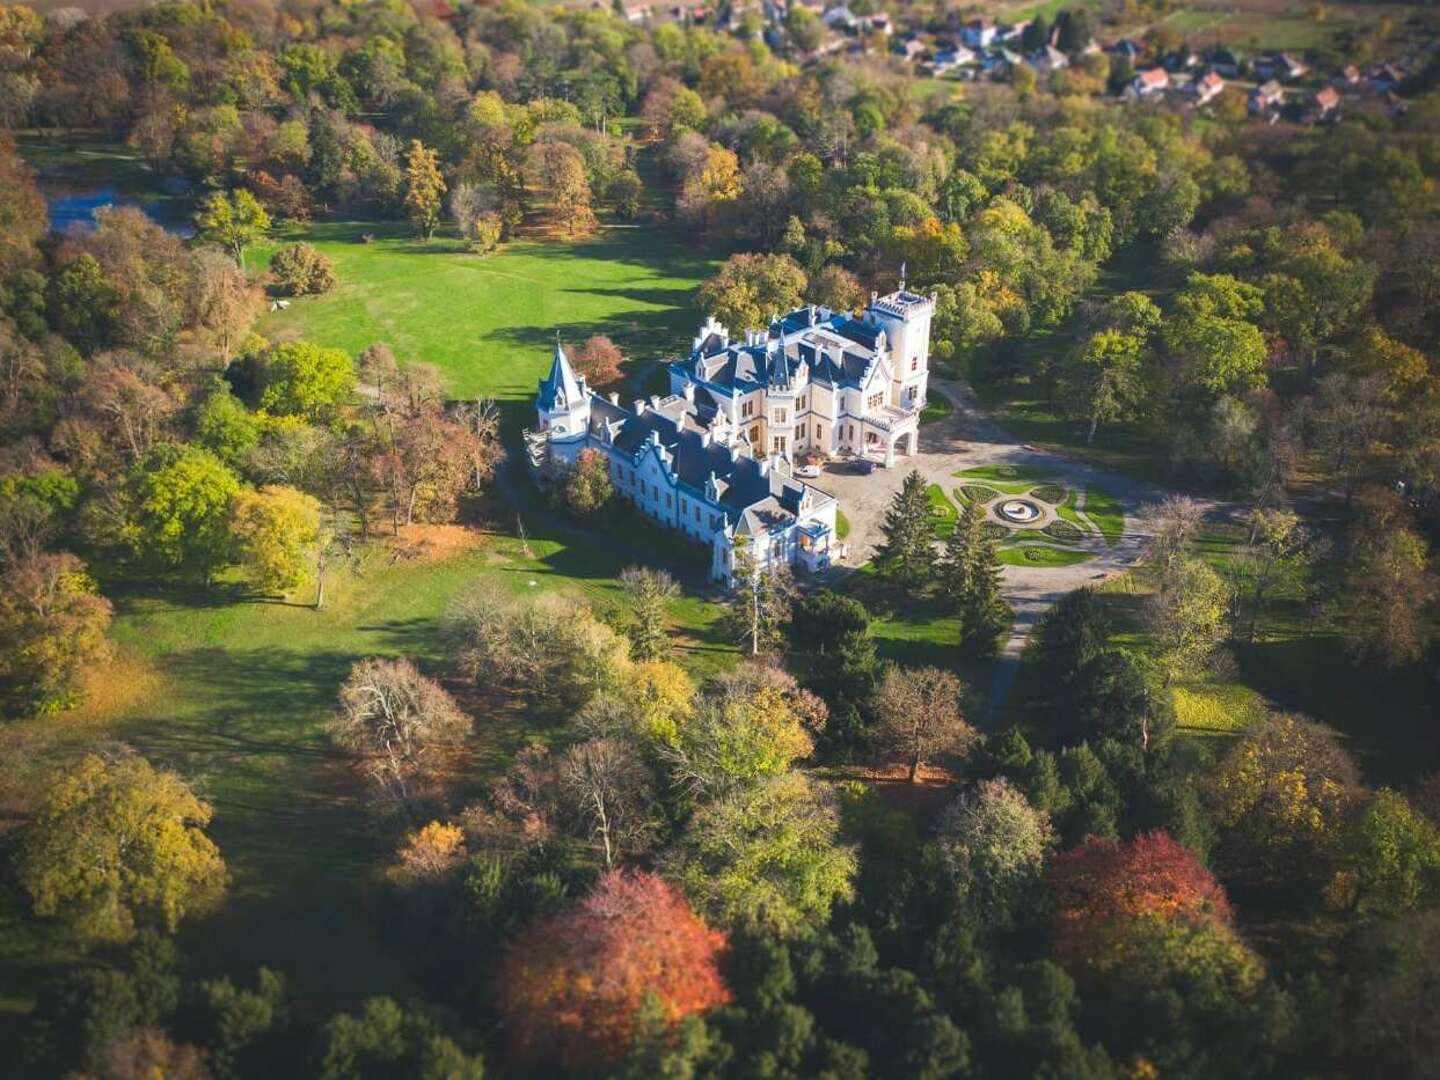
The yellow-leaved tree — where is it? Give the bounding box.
[20,753,228,941]
[231,484,322,595]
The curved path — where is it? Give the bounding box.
[817,378,1177,722]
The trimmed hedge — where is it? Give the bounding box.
[1042,519,1086,543]
[958,484,1000,504]
[1030,483,1065,504]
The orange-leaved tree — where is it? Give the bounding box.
[498,869,730,1071]
[1047,831,1261,993]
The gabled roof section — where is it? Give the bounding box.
[537,341,583,413]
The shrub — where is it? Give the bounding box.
[269,243,336,296]
[1042,519,1085,543]
[981,522,1010,540]
[1031,484,1066,504]
[959,484,1000,504]
[466,212,502,255]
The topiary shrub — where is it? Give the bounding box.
[959,484,1000,504]
[269,242,337,296]
[1042,520,1085,543]
[981,522,1010,540]
[1030,483,1065,504]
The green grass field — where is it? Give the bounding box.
[928,483,959,539]
[1082,486,1125,545]
[998,544,1094,567]
[250,222,718,406]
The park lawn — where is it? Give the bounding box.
[956,463,1043,484]
[998,544,1094,567]
[249,221,718,408]
[1082,486,1125,545]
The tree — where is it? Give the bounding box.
[92,1028,210,1080]
[191,247,262,361]
[195,189,270,267]
[1209,713,1359,890]
[619,565,679,661]
[128,446,240,582]
[19,753,227,941]
[259,341,356,422]
[1145,555,1229,686]
[697,253,807,335]
[230,485,322,594]
[785,4,824,51]
[723,537,794,657]
[1337,788,1440,916]
[939,496,1010,656]
[560,447,614,518]
[402,139,445,240]
[1227,507,1310,643]
[871,664,976,782]
[499,870,730,1071]
[664,771,856,938]
[268,243,336,296]
[316,998,483,1080]
[679,144,743,232]
[1028,586,1112,703]
[1342,524,1435,668]
[0,551,113,713]
[560,737,658,868]
[1060,328,1146,444]
[1312,373,1388,507]
[937,777,1056,923]
[527,140,595,237]
[789,589,878,707]
[876,470,935,591]
[808,264,866,313]
[1138,494,1204,574]
[332,658,472,811]
[1047,831,1261,993]
[572,334,625,389]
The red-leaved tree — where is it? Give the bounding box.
[498,869,730,1070]
[1047,831,1243,981]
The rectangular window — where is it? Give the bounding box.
[773,409,788,424]
[710,514,719,529]
[694,504,701,522]
[867,392,884,410]
[910,356,919,372]
[666,493,672,508]
[815,424,821,439]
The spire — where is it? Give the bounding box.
[537,335,582,412]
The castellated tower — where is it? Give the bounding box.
[535,340,591,462]
[865,287,936,412]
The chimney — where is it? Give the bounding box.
[682,383,695,401]
[808,304,817,325]
[608,391,620,405]
[634,398,646,415]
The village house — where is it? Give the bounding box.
[1248,79,1285,115]
[1335,64,1362,87]
[1254,52,1308,81]
[961,16,996,49]
[1127,66,1169,98]
[1108,38,1144,62]
[929,43,976,75]
[531,290,935,585]
[1184,70,1225,106]
[1027,44,1069,74]
[1311,84,1341,121]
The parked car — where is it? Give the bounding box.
[795,463,822,478]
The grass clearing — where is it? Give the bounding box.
[250,221,717,411]
[928,483,959,539]
[1173,681,1270,733]
[956,464,1043,484]
[998,545,1094,567]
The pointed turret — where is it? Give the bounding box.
[537,338,583,413]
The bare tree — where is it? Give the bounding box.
[1138,494,1205,573]
[560,737,657,868]
[871,665,976,782]
[332,658,471,812]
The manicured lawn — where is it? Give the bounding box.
[250,222,718,408]
[1173,681,1270,734]
[998,544,1094,567]
[927,483,959,539]
[1082,486,1125,545]
[956,464,1043,484]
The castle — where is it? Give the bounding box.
[530,288,936,584]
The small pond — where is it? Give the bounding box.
[45,184,195,237]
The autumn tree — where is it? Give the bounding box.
[619,565,679,661]
[499,870,730,1071]
[1060,327,1147,444]
[1341,523,1436,669]
[402,139,445,240]
[332,657,471,812]
[1145,554,1229,686]
[230,485,321,595]
[527,140,595,237]
[0,551,113,713]
[19,752,228,941]
[679,144,742,232]
[697,253,807,335]
[664,771,856,938]
[1335,788,1440,916]
[559,447,614,518]
[268,242,336,296]
[195,189,270,267]
[808,264,866,313]
[191,247,262,361]
[1209,713,1360,891]
[1047,831,1262,993]
[871,664,976,782]
[876,470,935,591]
[572,334,625,390]
[259,341,356,423]
[937,777,1056,923]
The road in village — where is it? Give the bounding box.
[815,378,1178,721]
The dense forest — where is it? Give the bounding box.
[1,0,1439,1075]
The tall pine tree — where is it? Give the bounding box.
[876,470,935,591]
[941,497,1010,657]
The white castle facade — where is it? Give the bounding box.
[530,288,935,584]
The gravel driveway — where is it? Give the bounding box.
[815,378,1173,721]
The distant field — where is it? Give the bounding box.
[251,222,717,404]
